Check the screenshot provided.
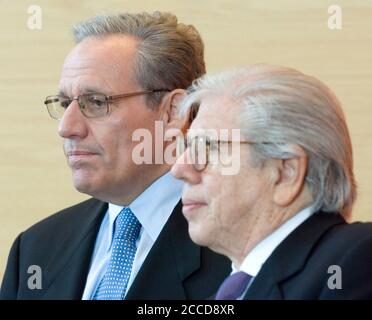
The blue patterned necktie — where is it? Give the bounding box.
[93,207,141,300]
[215,271,252,300]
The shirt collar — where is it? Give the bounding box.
[233,205,315,277]
[106,172,183,252]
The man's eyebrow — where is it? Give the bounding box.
[82,87,106,94]
[57,87,107,97]
[186,133,207,141]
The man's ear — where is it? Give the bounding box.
[160,89,186,121]
[160,89,188,132]
[270,145,309,207]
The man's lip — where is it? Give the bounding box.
[182,198,207,214]
[182,199,206,206]
[66,150,98,156]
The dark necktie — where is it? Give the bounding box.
[215,271,252,300]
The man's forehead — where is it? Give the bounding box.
[189,98,240,131]
[67,34,138,59]
[188,117,241,141]
[59,61,117,96]
[62,36,136,73]
[60,57,120,80]
[59,35,139,94]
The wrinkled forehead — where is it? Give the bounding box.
[188,95,242,138]
[59,35,139,94]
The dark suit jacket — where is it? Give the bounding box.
[0,198,231,299]
[243,212,372,299]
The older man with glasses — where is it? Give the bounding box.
[172,65,372,300]
[0,12,230,300]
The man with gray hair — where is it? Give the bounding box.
[0,12,230,300]
[172,64,372,299]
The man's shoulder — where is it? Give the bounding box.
[274,213,372,267]
[298,212,372,243]
[325,218,372,243]
[21,198,106,241]
[303,215,372,264]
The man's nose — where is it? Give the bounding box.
[171,149,201,185]
[58,100,88,139]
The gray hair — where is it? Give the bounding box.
[73,11,205,107]
[181,65,356,219]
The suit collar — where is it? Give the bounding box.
[129,172,183,242]
[168,201,202,281]
[43,199,107,299]
[238,205,314,277]
[41,199,220,299]
[125,201,201,299]
[244,211,345,299]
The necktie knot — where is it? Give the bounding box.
[114,207,141,241]
[215,271,252,300]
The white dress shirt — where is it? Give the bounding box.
[231,205,315,299]
[82,172,183,300]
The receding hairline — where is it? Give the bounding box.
[60,34,143,93]
[71,12,206,106]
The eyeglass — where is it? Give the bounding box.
[176,135,263,172]
[44,89,170,120]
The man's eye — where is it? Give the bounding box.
[88,95,106,108]
[208,140,219,151]
[60,99,71,109]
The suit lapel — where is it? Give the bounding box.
[244,212,345,299]
[126,201,201,299]
[42,199,107,299]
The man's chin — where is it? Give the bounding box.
[73,182,93,196]
[188,225,211,247]
[71,174,97,196]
